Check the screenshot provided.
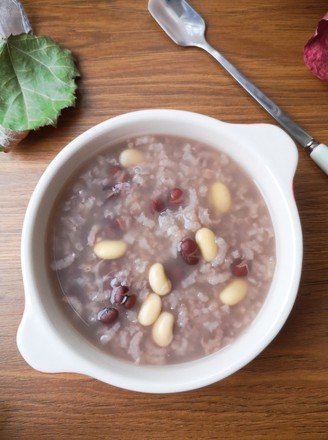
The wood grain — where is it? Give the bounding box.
[1,1,327,439]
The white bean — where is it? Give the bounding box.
[219,279,248,306]
[195,227,218,262]
[94,240,127,260]
[152,312,175,347]
[148,263,172,296]
[137,293,162,326]
[119,148,144,168]
[209,181,232,213]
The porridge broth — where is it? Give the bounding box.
[48,135,275,365]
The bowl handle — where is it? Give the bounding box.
[232,123,298,186]
[16,309,84,374]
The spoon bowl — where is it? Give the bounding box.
[148,0,206,46]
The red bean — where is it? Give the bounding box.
[123,294,137,309]
[109,165,130,183]
[110,165,122,177]
[113,285,136,309]
[151,198,165,213]
[104,190,120,202]
[169,187,183,204]
[230,258,249,277]
[178,238,200,265]
[114,285,129,304]
[97,307,119,324]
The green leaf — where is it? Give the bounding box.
[0,33,79,131]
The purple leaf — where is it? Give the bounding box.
[304,13,328,83]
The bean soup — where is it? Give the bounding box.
[48,135,275,365]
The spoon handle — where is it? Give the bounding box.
[199,40,328,175]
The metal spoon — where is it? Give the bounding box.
[148,0,328,175]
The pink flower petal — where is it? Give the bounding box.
[304,13,328,83]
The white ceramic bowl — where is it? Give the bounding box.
[17,109,303,393]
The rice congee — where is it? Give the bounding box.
[48,135,275,365]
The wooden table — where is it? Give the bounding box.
[1,1,327,438]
